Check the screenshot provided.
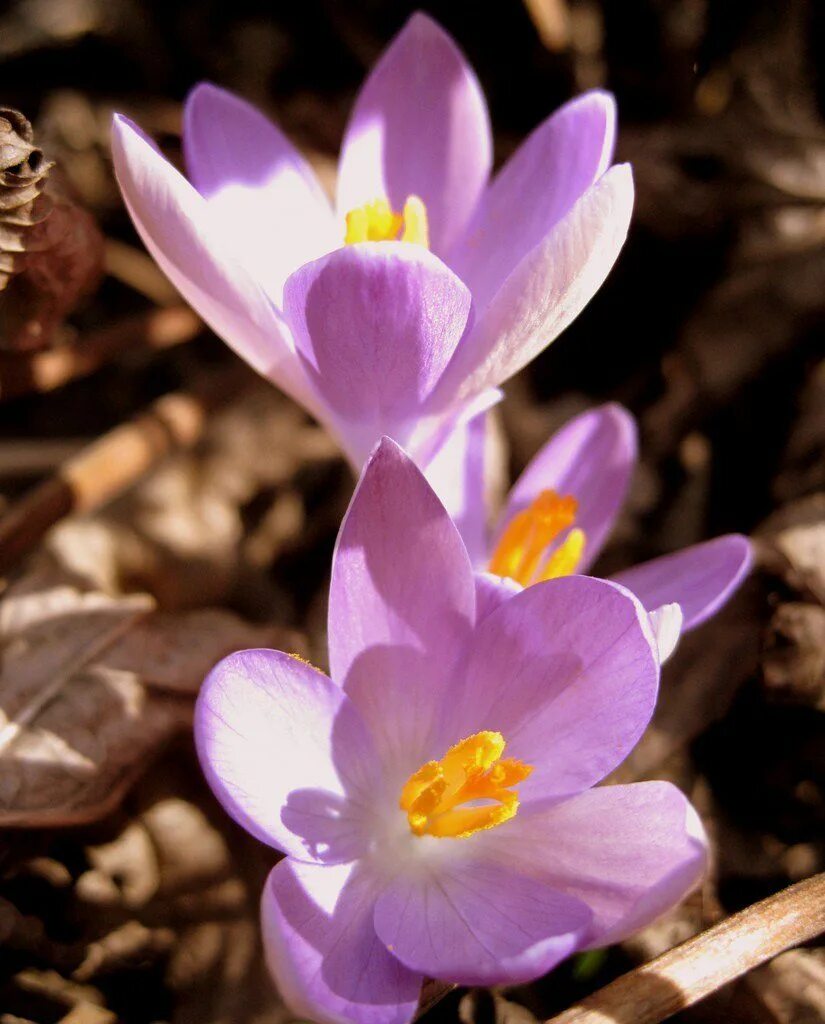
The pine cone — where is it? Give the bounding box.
[0,107,103,351]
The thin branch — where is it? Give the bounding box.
[0,305,202,400]
[546,872,825,1024]
[0,362,250,574]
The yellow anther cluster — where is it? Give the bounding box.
[399,731,532,839]
[489,490,586,587]
[345,195,429,248]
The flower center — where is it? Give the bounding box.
[344,195,429,247]
[488,489,586,587]
[399,731,532,839]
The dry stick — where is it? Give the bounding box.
[0,362,250,574]
[545,872,825,1024]
[0,305,203,400]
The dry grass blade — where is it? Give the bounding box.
[0,362,250,574]
[545,873,825,1024]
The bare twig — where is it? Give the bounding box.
[0,305,202,400]
[545,873,825,1024]
[0,362,250,573]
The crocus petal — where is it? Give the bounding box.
[111,115,317,410]
[373,857,590,986]
[649,603,683,663]
[474,571,521,622]
[283,244,472,466]
[451,91,616,310]
[441,165,634,403]
[497,404,637,571]
[423,406,491,566]
[480,782,708,948]
[184,83,338,305]
[328,438,475,777]
[408,385,502,474]
[262,859,422,1024]
[195,649,378,863]
[336,12,492,255]
[450,576,659,800]
[613,534,753,630]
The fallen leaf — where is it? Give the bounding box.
[0,568,187,827]
[104,608,298,695]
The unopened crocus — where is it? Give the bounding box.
[196,438,706,1024]
[444,403,752,659]
[111,13,632,486]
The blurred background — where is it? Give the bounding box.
[0,1,822,1022]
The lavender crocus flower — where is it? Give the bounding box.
[445,403,752,660]
[196,438,707,1024]
[111,13,632,492]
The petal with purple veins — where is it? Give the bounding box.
[440,165,634,404]
[336,13,492,256]
[283,244,472,466]
[451,90,616,310]
[329,439,476,778]
[195,649,378,863]
[447,575,659,800]
[111,114,317,411]
[262,859,422,1024]
[184,83,338,305]
[613,534,753,630]
[373,856,590,985]
[479,781,708,948]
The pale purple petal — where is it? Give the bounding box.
[440,165,634,403]
[336,13,492,255]
[475,571,521,622]
[262,860,422,1024]
[423,407,491,566]
[480,782,708,948]
[448,576,659,799]
[328,438,475,775]
[373,857,590,985]
[451,91,616,310]
[649,603,683,663]
[184,83,338,305]
[195,649,377,863]
[497,404,637,571]
[407,385,502,473]
[282,244,472,466]
[613,534,753,629]
[111,115,317,410]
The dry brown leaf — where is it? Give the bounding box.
[0,568,188,827]
[763,602,825,708]
[757,492,825,603]
[104,608,297,695]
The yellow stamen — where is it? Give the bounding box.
[489,490,585,586]
[539,527,586,581]
[399,731,532,839]
[344,195,429,247]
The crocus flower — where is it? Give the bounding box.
[111,13,633,490]
[447,403,752,660]
[195,438,707,1024]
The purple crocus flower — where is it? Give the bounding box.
[111,13,632,488]
[448,403,752,660]
[195,438,707,1024]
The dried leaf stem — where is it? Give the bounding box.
[0,304,202,400]
[545,872,825,1024]
[0,362,249,573]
